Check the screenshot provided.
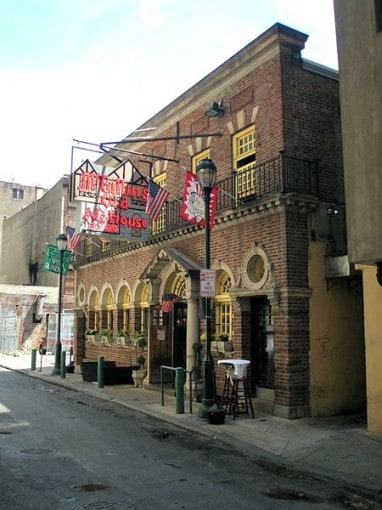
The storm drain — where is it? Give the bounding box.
[76,484,108,492]
[265,489,321,503]
[77,502,132,510]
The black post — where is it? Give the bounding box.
[52,249,64,375]
[52,233,67,375]
[198,186,215,418]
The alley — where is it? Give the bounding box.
[0,368,381,509]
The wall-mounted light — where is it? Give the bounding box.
[205,100,224,118]
[327,205,339,215]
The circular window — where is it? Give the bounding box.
[77,286,86,306]
[242,247,269,290]
[248,254,265,284]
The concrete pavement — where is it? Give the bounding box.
[1,352,382,495]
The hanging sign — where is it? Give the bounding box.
[77,202,150,241]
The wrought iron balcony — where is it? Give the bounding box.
[154,152,319,235]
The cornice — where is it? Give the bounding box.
[75,192,319,270]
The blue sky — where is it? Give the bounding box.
[0,0,337,188]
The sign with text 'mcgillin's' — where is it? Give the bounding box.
[71,160,150,241]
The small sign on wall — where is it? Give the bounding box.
[200,269,216,297]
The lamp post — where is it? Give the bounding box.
[197,158,217,419]
[52,233,67,375]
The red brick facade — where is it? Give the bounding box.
[74,24,343,418]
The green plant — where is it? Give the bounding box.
[99,328,113,337]
[137,336,147,349]
[137,355,145,368]
[86,328,98,335]
[219,334,229,342]
[132,331,147,348]
[117,328,129,337]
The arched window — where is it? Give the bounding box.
[88,288,100,332]
[173,276,186,299]
[214,272,232,339]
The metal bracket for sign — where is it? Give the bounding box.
[72,125,223,179]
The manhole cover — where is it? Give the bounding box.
[19,447,53,456]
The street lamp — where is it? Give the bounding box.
[52,233,67,375]
[197,158,217,419]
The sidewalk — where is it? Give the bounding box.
[1,352,382,494]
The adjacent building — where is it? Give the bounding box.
[0,177,77,353]
[334,0,382,432]
[73,24,365,419]
[0,180,45,279]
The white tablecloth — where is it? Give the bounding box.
[218,359,250,379]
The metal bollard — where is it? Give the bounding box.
[97,356,104,388]
[60,350,66,379]
[174,367,185,414]
[31,349,37,371]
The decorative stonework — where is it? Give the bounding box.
[241,245,270,291]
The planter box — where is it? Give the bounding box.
[211,341,234,354]
[80,361,134,385]
[81,361,116,382]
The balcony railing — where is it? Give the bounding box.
[157,153,319,234]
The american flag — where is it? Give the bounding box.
[145,180,169,222]
[65,226,81,252]
[161,293,177,313]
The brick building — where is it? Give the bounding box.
[73,23,365,419]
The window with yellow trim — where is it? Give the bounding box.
[233,126,257,198]
[151,173,167,234]
[139,284,149,333]
[120,288,131,331]
[101,238,110,252]
[122,308,130,331]
[94,311,99,331]
[192,149,211,174]
[107,309,113,330]
[214,272,232,338]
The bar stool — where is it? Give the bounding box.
[230,375,254,419]
[220,366,234,410]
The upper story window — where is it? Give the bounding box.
[233,126,256,170]
[100,238,110,252]
[12,188,24,199]
[151,173,167,233]
[233,126,257,198]
[192,149,211,174]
